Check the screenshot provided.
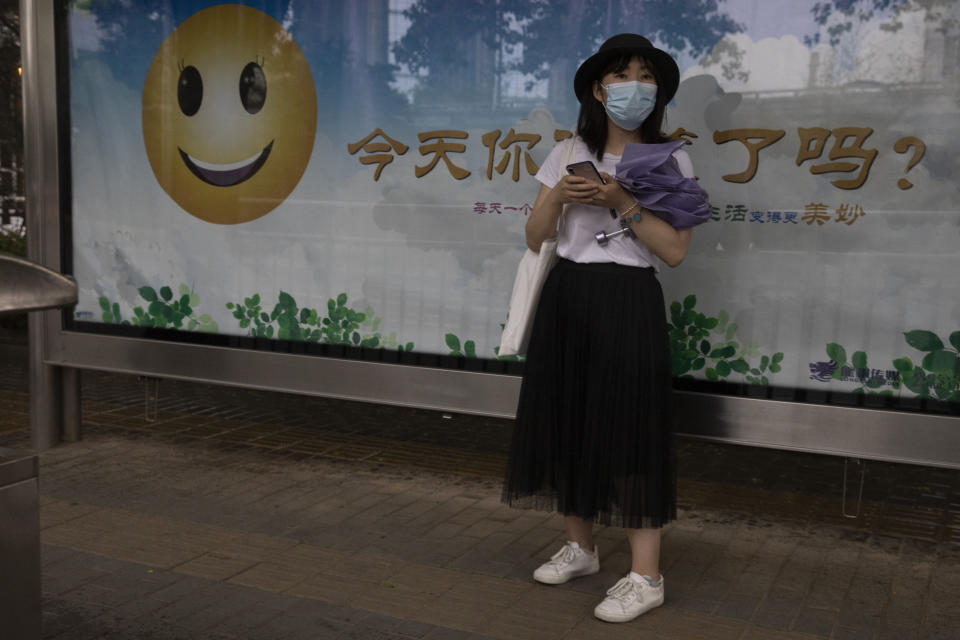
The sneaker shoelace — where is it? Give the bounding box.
[547,542,579,567]
[605,576,642,604]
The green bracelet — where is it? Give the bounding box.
[631,211,643,222]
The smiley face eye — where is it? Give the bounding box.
[177,65,203,116]
[239,62,267,114]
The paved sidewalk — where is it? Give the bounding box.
[1,344,960,638]
[0,427,954,640]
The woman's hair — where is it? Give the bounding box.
[576,53,669,160]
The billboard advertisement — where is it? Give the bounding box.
[67,0,959,411]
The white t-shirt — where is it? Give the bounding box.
[534,136,695,272]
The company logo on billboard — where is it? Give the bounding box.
[808,360,901,386]
[141,5,317,224]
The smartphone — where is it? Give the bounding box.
[566,161,606,184]
[565,161,616,218]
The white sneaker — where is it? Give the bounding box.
[532,541,599,584]
[593,573,664,622]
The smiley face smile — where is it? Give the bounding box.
[178,140,274,187]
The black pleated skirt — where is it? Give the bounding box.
[501,258,677,529]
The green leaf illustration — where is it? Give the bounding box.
[922,350,957,373]
[715,310,729,332]
[716,360,731,377]
[709,345,735,359]
[445,333,461,352]
[934,385,955,400]
[892,357,913,374]
[904,366,929,396]
[139,286,158,302]
[904,330,943,352]
[159,286,173,302]
[683,294,696,310]
[852,351,867,369]
[725,323,738,341]
[464,341,477,358]
[826,342,846,365]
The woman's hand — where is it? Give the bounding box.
[590,172,638,213]
[553,175,600,204]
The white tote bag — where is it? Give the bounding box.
[498,137,575,357]
[497,237,559,357]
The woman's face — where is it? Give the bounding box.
[592,56,657,105]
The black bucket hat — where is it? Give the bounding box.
[573,33,680,103]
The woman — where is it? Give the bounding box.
[501,33,693,623]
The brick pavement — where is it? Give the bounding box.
[2,343,960,638]
[12,430,960,640]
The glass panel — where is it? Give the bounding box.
[66,1,960,412]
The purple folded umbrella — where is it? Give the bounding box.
[614,140,711,230]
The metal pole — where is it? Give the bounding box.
[28,314,60,449]
[61,367,81,441]
[21,0,64,450]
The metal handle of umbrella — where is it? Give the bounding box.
[594,218,635,246]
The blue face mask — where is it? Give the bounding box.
[601,81,658,131]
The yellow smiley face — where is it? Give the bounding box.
[142,4,317,224]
